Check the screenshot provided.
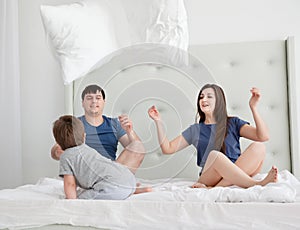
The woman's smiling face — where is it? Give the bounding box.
[199,87,216,115]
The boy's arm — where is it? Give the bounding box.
[63,175,77,199]
[51,143,64,160]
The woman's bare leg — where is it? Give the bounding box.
[236,142,266,176]
[192,150,222,188]
[215,142,266,186]
[192,150,277,188]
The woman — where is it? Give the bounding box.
[148,84,278,188]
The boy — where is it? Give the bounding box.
[52,115,151,199]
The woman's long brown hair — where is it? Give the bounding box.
[196,84,229,153]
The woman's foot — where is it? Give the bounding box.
[191,182,207,188]
[257,166,278,186]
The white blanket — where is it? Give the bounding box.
[130,170,300,203]
[0,170,300,230]
[0,170,298,202]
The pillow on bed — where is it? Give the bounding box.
[40,0,118,85]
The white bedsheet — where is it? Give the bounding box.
[0,170,300,230]
[131,170,300,203]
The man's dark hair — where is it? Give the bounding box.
[81,84,105,100]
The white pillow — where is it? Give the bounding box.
[119,0,189,51]
[40,0,189,84]
[40,0,118,85]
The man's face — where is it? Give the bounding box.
[82,90,105,116]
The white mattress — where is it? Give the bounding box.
[0,170,300,230]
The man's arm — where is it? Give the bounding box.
[116,114,145,174]
[118,114,141,146]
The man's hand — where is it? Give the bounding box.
[118,114,133,133]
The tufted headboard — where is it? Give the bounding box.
[65,38,298,179]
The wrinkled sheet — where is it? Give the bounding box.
[0,170,300,230]
[130,170,300,203]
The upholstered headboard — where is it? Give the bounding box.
[65,38,298,179]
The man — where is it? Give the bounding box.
[51,84,145,174]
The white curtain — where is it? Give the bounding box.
[0,0,22,188]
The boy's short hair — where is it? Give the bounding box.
[53,115,85,150]
[81,84,105,100]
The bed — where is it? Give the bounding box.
[1,38,300,230]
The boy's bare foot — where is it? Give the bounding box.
[258,166,278,186]
[134,187,152,194]
[133,183,152,194]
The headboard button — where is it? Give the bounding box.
[229,61,237,67]
[231,105,240,111]
[267,59,274,65]
[267,104,275,110]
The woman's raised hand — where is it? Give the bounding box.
[249,87,261,109]
[148,105,161,121]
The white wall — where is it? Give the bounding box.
[17,0,300,185]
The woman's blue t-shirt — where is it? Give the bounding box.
[182,117,249,167]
